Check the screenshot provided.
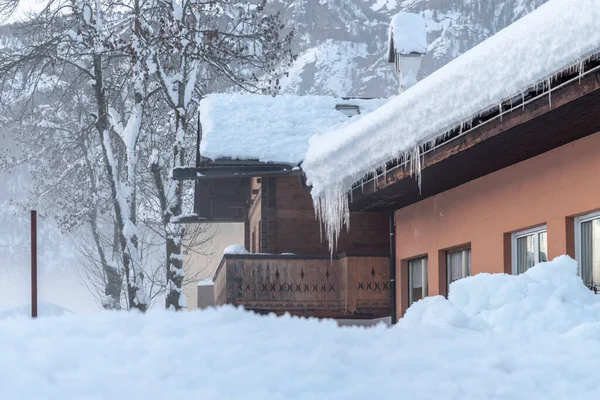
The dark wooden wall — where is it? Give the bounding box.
[249,176,389,255]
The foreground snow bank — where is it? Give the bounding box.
[2,256,600,399]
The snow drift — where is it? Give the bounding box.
[1,256,600,399]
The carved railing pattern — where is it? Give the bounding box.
[211,254,390,319]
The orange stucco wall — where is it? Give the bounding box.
[394,131,600,319]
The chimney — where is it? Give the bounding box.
[388,12,427,93]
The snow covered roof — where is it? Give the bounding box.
[388,12,428,59]
[303,0,600,247]
[199,94,386,165]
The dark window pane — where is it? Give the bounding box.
[408,258,427,306]
[539,231,548,263]
[447,248,471,288]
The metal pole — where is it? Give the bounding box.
[389,212,397,325]
[31,210,38,318]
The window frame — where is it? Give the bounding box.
[511,224,548,275]
[574,211,600,280]
[407,256,428,306]
[446,246,471,290]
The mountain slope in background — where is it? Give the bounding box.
[274,0,548,97]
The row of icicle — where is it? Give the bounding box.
[313,53,599,256]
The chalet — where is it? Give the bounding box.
[175,94,395,321]
[302,0,600,322]
[176,0,600,324]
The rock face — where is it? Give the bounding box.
[272,0,548,97]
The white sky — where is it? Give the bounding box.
[4,0,49,23]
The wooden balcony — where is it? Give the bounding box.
[199,253,391,319]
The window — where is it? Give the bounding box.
[408,257,428,306]
[575,211,600,289]
[511,225,548,275]
[447,247,471,288]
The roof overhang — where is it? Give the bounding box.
[172,159,304,224]
[172,159,301,181]
[349,65,600,212]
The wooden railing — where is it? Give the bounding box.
[200,253,391,319]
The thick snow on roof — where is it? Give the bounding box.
[199,94,386,164]
[303,0,600,246]
[389,12,428,55]
[2,256,600,398]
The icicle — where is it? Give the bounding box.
[408,146,422,192]
[314,198,324,243]
[312,183,350,258]
[499,103,503,122]
[421,146,426,177]
[522,92,525,110]
[579,60,584,84]
[547,77,552,109]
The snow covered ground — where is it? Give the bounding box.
[0,301,72,318]
[1,256,600,399]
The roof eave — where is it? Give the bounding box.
[173,158,300,180]
[348,65,600,212]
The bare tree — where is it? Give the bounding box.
[0,0,294,311]
[0,0,17,21]
[0,0,150,310]
[146,0,295,309]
